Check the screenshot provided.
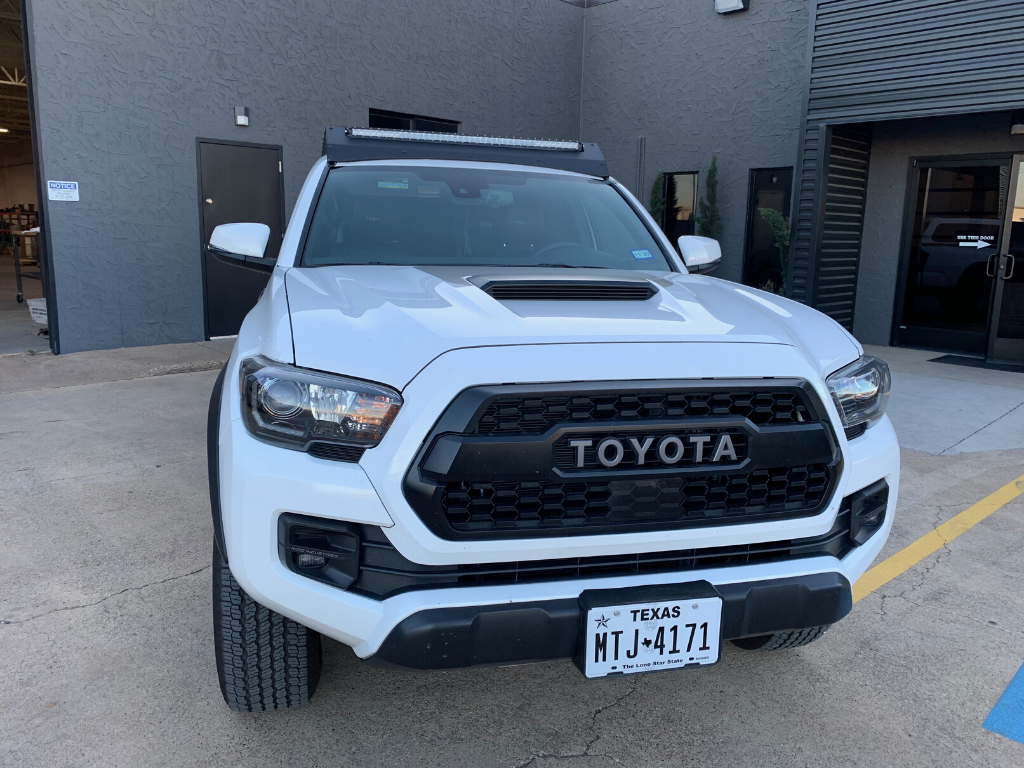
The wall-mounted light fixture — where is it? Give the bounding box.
[0,128,9,134]
[234,106,250,127]
[1011,111,1024,136]
[715,0,749,13]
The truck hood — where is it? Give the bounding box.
[284,266,860,390]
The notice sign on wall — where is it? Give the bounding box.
[47,180,79,201]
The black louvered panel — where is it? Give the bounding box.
[809,0,1024,123]
[813,126,871,330]
[788,124,824,303]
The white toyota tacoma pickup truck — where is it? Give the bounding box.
[207,127,898,711]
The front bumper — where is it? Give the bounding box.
[368,572,851,669]
[216,342,900,660]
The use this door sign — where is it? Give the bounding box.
[957,235,993,249]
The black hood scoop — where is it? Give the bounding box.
[473,276,658,301]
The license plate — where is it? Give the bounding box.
[578,583,722,679]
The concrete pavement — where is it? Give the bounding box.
[1,342,1022,767]
[866,345,1024,455]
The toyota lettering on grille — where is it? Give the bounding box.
[567,433,739,469]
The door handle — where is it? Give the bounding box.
[1004,254,1016,280]
[986,253,998,277]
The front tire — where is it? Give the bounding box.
[730,625,830,651]
[212,543,322,711]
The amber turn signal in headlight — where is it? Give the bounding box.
[239,356,402,451]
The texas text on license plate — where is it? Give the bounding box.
[578,583,723,679]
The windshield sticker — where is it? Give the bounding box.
[480,189,514,206]
[378,179,409,190]
[631,249,654,260]
[418,186,440,196]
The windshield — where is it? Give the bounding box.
[299,166,674,270]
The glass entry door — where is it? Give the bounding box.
[896,159,1008,355]
[989,155,1024,363]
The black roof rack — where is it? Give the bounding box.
[323,126,608,177]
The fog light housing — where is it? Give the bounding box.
[848,479,889,546]
[295,552,327,569]
[278,513,360,589]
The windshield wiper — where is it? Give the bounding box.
[532,263,610,269]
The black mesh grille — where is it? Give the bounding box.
[476,390,813,435]
[404,382,839,540]
[441,464,831,533]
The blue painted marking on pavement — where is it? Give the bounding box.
[984,660,1024,744]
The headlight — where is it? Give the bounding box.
[239,356,402,451]
[826,355,891,429]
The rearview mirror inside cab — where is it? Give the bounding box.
[677,235,722,274]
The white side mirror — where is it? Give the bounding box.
[210,222,271,259]
[677,235,722,273]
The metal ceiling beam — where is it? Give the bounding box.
[0,66,25,85]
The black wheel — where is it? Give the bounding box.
[731,625,830,651]
[212,543,322,711]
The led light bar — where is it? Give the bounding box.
[347,127,582,152]
[324,126,608,176]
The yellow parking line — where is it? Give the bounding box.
[852,473,1024,603]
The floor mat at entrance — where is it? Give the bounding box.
[929,355,1024,373]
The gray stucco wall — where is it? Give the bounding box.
[579,0,808,283]
[28,0,584,352]
[852,112,1024,346]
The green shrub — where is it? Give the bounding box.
[696,155,722,241]
[649,172,665,228]
[757,206,790,281]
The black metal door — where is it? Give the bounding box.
[197,139,284,338]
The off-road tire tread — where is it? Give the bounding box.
[731,625,830,651]
[212,544,322,711]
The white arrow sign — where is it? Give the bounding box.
[958,240,992,249]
